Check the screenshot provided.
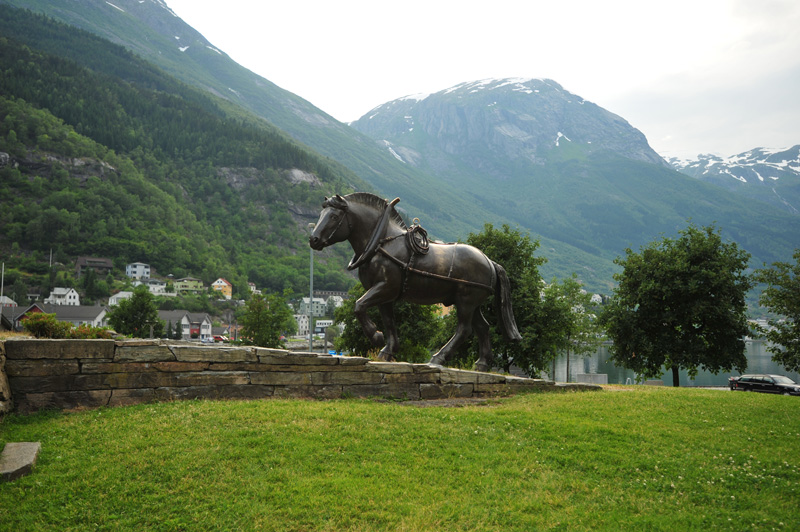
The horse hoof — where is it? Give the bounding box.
[473,362,490,373]
[377,351,395,362]
[428,354,446,367]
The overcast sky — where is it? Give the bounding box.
[164,0,799,160]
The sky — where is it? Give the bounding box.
[164,0,800,160]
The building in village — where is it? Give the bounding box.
[43,287,80,306]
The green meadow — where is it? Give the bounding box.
[1,387,798,531]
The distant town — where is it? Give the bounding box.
[0,256,348,343]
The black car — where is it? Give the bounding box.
[729,374,800,395]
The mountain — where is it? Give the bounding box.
[668,146,800,215]
[0,6,360,296]
[0,0,506,241]
[351,78,800,287]
[3,1,799,295]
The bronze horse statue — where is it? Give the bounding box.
[309,193,521,371]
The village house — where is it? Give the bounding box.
[211,278,232,300]
[43,287,80,306]
[297,297,327,318]
[14,303,108,329]
[295,314,310,337]
[174,277,204,294]
[75,256,113,278]
[125,262,151,280]
[133,277,168,295]
[109,291,133,306]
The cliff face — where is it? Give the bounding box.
[353,78,668,180]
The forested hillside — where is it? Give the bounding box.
[0,7,361,296]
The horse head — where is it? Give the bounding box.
[309,195,350,250]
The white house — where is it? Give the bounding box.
[188,313,213,340]
[126,262,151,280]
[0,295,17,308]
[133,278,167,295]
[44,287,80,306]
[109,291,133,306]
[295,314,310,337]
[326,295,344,310]
[19,303,107,328]
[158,310,192,340]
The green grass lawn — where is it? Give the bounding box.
[1,387,798,531]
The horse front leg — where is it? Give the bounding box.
[353,282,395,351]
[377,303,399,362]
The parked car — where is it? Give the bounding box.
[729,374,800,395]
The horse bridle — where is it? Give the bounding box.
[318,200,352,246]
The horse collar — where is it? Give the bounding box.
[348,197,400,270]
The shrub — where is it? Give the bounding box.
[21,313,73,338]
[21,312,113,339]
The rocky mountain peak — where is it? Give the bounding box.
[352,77,668,172]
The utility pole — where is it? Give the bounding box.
[308,223,315,352]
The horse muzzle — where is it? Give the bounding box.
[309,235,326,250]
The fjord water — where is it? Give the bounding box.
[549,339,800,386]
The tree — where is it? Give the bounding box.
[107,284,164,338]
[239,290,297,348]
[600,223,753,386]
[461,224,549,374]
[334,283,446,363]
[753,249,800,372]
[542,274,604,382]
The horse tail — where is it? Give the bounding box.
[492,261,522,341]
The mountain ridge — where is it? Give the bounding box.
[668,145,800,215]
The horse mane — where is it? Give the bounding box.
[344,192,407,230]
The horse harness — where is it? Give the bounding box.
[373,214,495,294]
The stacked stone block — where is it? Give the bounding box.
[1,339,596,413]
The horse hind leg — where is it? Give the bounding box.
[429,305,475,366]
[472,309,492,373]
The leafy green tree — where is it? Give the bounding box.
[107,285,164,338]
[165,320,173,340]
[240,291,297,348]
[541,275,604,382]
[174,321,183,340]
[600,223,753,386]
[461,224,548,373]
[753,249,800,372]
[11,277,29,306]
[334,283,446,363]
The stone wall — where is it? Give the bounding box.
[0,342,11,414]
[1,339,597,413]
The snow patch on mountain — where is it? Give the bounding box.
[382,140,405,163]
